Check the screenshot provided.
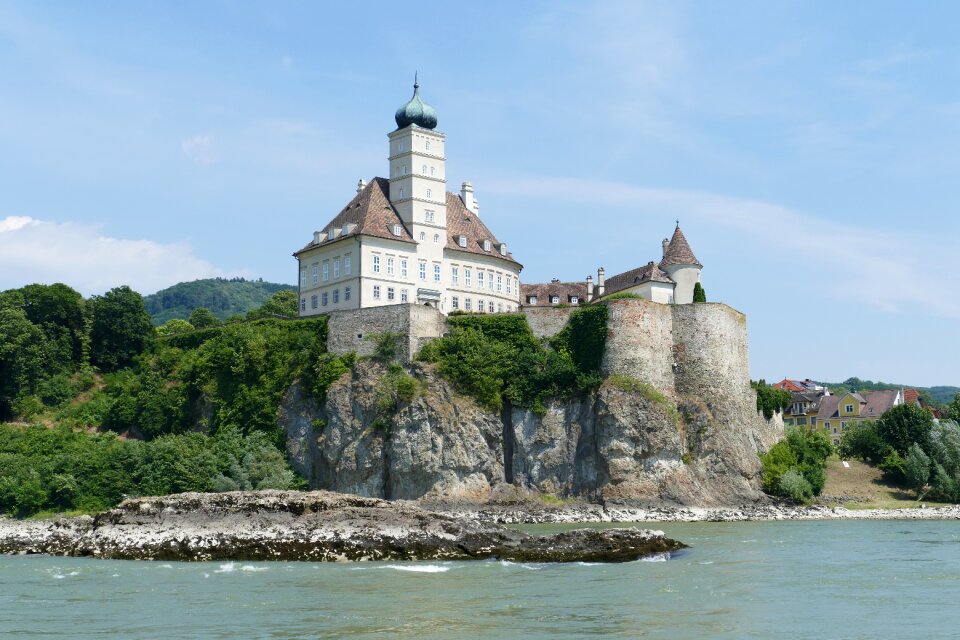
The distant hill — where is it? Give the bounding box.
[144,278,296,325]
[817,377,959,406]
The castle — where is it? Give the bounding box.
[294,81,703,317]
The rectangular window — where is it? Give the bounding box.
[373,285,381,300]
[310,295,318,309]
[344,286,351,301]
[387,287,395,301]
[551,296,560,304]
[333,289,339,304]
[452,296,459,309]
[841,421,848,429]
[497,274,502,292]
[497,303,503,313]
[387,257,395,276]
[300,298,306,312]
[401,289,408,302]
[312,265,319,284]
[477,298,484,312]
[465,298,472,311]
[824,421,831,429]
[373,255,380,274]
[345,255,352,275]
[488,271,494,291]
[300,269,307,287]
[844,404,854,413]
[570,296,579,304]
[477,271,485,289]
[488,301,494,313]
[425,210,435,223]
[797,417,807,426]
[434,264,441,282]
[506,276,512,294]
[399,258,407,279]
[452,267,459,286]
[334,259,340,279]
[465,269,472,288]
[419,261,427,281]
[321,292,328,306]
[322,263,329,281]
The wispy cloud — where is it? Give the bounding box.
[0,215,245,296]
[487,176,960,318]
[180,134,218,165]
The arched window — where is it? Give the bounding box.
[426,188,432,198]
[433,233,440,243]
[399,187,404,198]
[422,164,427,174]
[425,140,431,151]
[419,231,426,241]
[430,167,435,176]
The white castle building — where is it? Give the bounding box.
[295,81,704,317]
[295,81,522,316]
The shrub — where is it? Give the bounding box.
[693,282,707,303]
[904,443,931,492]
[760,429,832,498]
[779,469,813,504]
[604,293,642,300]
[878,450,906,484]
[370,331,403,361]
[838,420,886,463]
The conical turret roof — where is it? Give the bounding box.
[659,225,702,268]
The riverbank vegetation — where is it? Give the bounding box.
[760,429,833,504]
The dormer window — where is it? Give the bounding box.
[570,296,579,304]
[528,296,538,304]
[551,296,560,304]
[458,235,467,248]
[483,239,491,252]
[392,224,402,237]
[500,243,507,256]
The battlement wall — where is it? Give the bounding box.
[601,299,675,394]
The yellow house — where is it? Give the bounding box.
[782,390,828,431]
[817,390,903,446]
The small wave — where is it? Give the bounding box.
[380,564,449,573]
[698,561,714,565]
[214,562,236,573]
[576,562,602,567]
[158,564,173,569]
[641,553,671,562]
[240,565,268,572]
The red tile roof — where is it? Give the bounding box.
[520,281,588,307]
[444,191,521,267]
[603,261,674,296]
[660,226,702,269]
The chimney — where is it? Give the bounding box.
[662,238,670,257]
[597,267,605,297]
[461,181,479,213]
[357,178,367,193]
[586,275,594,302]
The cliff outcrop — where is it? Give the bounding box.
[280,358,782,507]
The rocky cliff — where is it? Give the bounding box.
[280,360,782,507]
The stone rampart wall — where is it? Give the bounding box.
[601,300,675,394]
[327,304,446,362]
[671,303,750,401]
[523,307,577,339]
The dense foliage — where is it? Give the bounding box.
[760,429,833,503]
[418,308,606,413]
[0,424,303,517]
[752,379,792,419]
[89,286,155,372]
[819,377,951,406]
[143,278,295,326]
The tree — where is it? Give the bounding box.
[944,393,960,424]
[904,443,931,494]
[693,282,706,303]
[0,307,49,420]
[19,283,87,369]
[89,286,154,372]
[838,420,887,463]
[188,307,220,329]
[875,403,934,455]
[157,318,195,336]
[247,290,298,319]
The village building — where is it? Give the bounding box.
[817,389,904,446]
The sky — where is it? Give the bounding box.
[1,1,959,386]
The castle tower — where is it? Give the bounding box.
[388,79,447,251]
[659,224,702,304]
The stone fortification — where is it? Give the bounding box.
[326,304,446,362]
[281,298,783,506]
[523,306,577,339]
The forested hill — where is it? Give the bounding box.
[818,377,959,406]
[144,278,295,325]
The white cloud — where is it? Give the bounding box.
[180,134,218,165]
[0,215,244,296]
[487,177,960,318]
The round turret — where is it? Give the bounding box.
[394,80,438,130]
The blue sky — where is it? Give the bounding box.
[1,1,959,386]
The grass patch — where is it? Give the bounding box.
[605,374,681,426]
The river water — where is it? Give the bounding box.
[2,519,960,639]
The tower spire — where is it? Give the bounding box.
[414,70,418,88]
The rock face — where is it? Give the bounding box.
[280,359,782,507]
[0,491,684,562]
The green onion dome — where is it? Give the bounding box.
[394,80,438,130]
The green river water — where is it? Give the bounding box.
[2,519,959,639]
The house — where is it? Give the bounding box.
[783,389,831,431]
[520,224,704,308]
[773,378,825,393]
[294,80,522,316]
[818,389,903,446]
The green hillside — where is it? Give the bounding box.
[144,278,295,325]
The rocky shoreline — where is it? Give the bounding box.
[426,500,960,524]
[0,491,684,563]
